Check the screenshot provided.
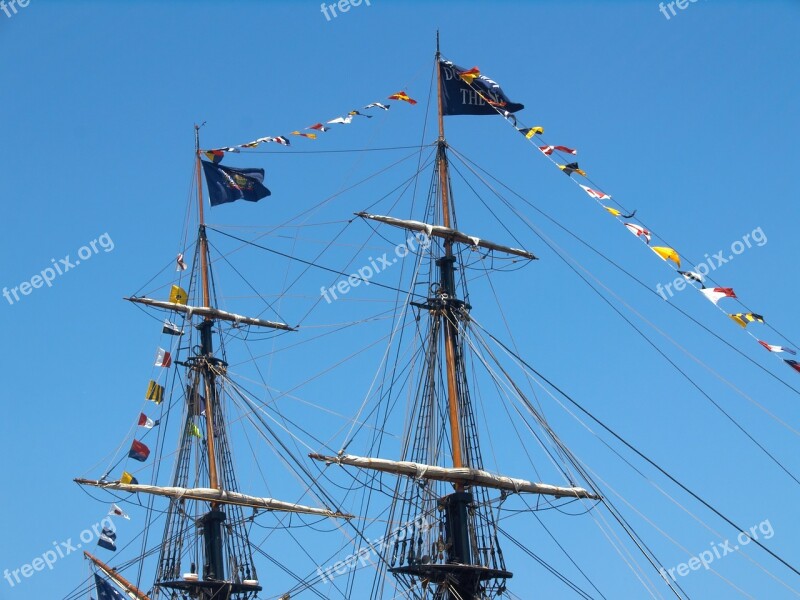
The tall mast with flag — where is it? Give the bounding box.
[311,35,598,600]
[75,127,349,600]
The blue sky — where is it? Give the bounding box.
[1,1,800,599]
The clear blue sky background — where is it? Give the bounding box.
[1,1,799,599]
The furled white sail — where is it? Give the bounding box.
[356,212,536,260]
[75,479,350,518]
[309,454,600,500]
[124,297,295,331]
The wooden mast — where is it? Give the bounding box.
[85,551,151,600]
[435,33,465,479]
[194,125,221,497]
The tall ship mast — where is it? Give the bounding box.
[311,37,598,600]
[73,127,350,600]
[66,35,800,600]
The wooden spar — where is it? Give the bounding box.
[309,454,602,500]
[315,453,603,499]
[436,38,465,482]
[123,298,295,331]
[355,213,536,260]
[74,479,353,519]
[85,551,151,600]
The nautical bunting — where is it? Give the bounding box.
[138,413,157,429]
[558,162,586,177]
[120,471,138,485]
[580,185,610,200]
[109,503,130,520]
[128,440,150,462]
[758,341,796,355]
[202,88,417,162]
[97,527,117,552]
[729,313,765,328]
[540,145,577,156]
[154,348,172,368]
[485,84,796,374]
[786,360,800,373]
[520,126,544,139]
[176,253,187,271]
[146,380,164,404]
[388,91,417,105]
[651,246,681,267]
[624,223,651,243]
[328,115,353,125]
[699,287,737,305]
[169,284,188,305]
[678,270,705,285]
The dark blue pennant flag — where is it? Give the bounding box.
[201,161,271,206]
[439,60,524,116]
[97,527,117,551]
[94,574,126,599]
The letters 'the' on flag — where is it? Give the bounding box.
[201,160,271,207]
[439,60,523,116]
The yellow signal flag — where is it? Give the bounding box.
[120,471,138,485]
[146,380,164,404]
[169,284,188,305]
[189,423,202,439]
[603,206,621,217]
[729,313,765,328]
[520,126,544,139]
[651,246,681,268]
